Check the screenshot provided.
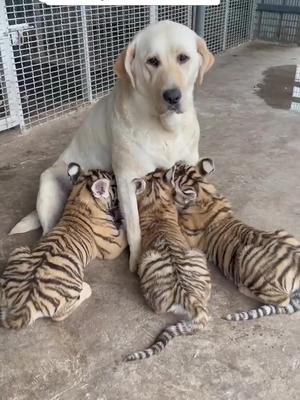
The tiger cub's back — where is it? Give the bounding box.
[0,164,126,329]
[125,168,211,361]
[171,159,300,321]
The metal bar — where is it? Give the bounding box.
[256,0,264,39]
[222,0,230,51]
[150,6,158,23]
[249,0,258,40]
[276,0,286,41]
[256,4,300,15]
[0,0,25,132]
[194,6,206,37]
[80,6,93,103]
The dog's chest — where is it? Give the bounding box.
[144,134,197,168]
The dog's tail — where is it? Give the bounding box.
[9,210,41,235]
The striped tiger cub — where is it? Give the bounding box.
[125,168,211,361]
[0,164,127,329]
[171,159,300,322]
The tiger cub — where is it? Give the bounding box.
[0,164,127,329]
[125,168,211,361]
[171,158,300,321]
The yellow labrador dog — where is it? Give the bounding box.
[10,21,214,271]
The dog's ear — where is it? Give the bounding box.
[114,41,136,88]
[197,37,215,86]
[68,162,81,184]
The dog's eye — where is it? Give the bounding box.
[147,57,160,68]
[177,54,190,64]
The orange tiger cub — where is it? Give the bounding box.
[172,159,300,322]
[0,164,127,329]
[125,168,211,361]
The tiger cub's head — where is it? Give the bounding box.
[132,168,174,210]
[171,158,217,210]
[67,163,118,211]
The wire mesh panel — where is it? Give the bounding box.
[203,0,255,54]
[157,6,193,27]
[254,0,300,43]
[0,51,10,128]
[6,1,86,128]
[86,6,150,99]
[203,1,227,54]
[226,0,254,48]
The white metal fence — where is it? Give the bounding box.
[203,0,255,54]
[0,3,192,133]
[0,2,256,134]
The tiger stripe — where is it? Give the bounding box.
[172,160,300,322]
[125,169,211,361]
[0,166,127,329]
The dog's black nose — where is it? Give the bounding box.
[163,88,182,105]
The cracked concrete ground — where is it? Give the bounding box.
[0,41,299,400]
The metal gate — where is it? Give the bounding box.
[254,0,300,43]
[0,0,23,131]
[0,2,192,132]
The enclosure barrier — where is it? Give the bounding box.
[0,1,269,133]
[254,0,300,44]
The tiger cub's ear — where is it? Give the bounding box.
[198,158,215,176]
[132,178,146,195]
[68,163,81,184]
[91,179,110,199]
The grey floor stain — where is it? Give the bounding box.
[254,65,300,113]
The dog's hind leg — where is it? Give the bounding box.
[37,161,71,234]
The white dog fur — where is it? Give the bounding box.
[10,21,214,272]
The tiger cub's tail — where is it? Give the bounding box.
[125,320,193,362]
[125,306,208,362]
[224,290,300,322]
[0,287,34,329]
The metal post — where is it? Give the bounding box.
[195,6,206,37]
[80,6,93,103]
[0,0,25,132]
[150,6,158,24]
[249,0,257,40]
[222,0,230,51]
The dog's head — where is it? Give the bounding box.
[115,21,214,121]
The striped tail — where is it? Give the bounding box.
[0,288,34,330]
[125,320,193,362]
[224,291,300,321]
[0,285,8,323]
[0,306,33,329]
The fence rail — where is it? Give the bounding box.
[254,0,300,44]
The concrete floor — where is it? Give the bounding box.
[0,41,299,400]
